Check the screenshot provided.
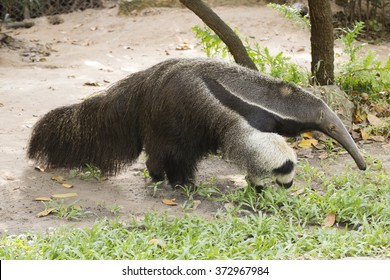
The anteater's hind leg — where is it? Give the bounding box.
[144,123,201,187]
[146,155,165,182]
[145,151,197,187]
[164,153,198,188]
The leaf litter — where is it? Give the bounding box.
[37,208,56,218]
[162,198,177,206]
[51,193,78,199]
[51,175,65,184]
[324,212,336,227]
[34,197,52,201]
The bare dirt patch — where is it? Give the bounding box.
[0,5,389,234]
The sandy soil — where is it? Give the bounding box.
[0,5,389,234]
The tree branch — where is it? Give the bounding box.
[180,0,258,71]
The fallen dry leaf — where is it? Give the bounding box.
[51,175,65,184]
[162,198,177,206]
[354,109,367,123]
[298,138,318,148]
[37,207,56,218]
[324,212,336,227]
[34,197,52,201]
[176,42,191,50]
[62,183,73,188]
[367,114,382,127]
[302,132,313,138]
[370,135,386,142]
[52,193,78,199]
[360,129,370,140]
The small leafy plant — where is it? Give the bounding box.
[192,25,309,85]
[148,180,163,197]
[336,22,390,102]
[73,163,105,181]
[267,3,310,29]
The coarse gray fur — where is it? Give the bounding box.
[28,58,365,188]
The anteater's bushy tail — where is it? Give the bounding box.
[27,75,146,175]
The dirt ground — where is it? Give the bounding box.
[0,5,389,234]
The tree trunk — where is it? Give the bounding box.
[179,0,257,71]
[365,0,370,32]
[308,0,334,85]
[350,0,356,24]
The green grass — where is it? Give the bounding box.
[1,158,390,260]
[42,200,92,221]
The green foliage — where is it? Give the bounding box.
[336,22,390,101]
[192,25,309,85]
[140,168,151,179]
[247,43,309,85]
[267,3,310,29]
[72,163,104,181]
[192,25,230,59]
